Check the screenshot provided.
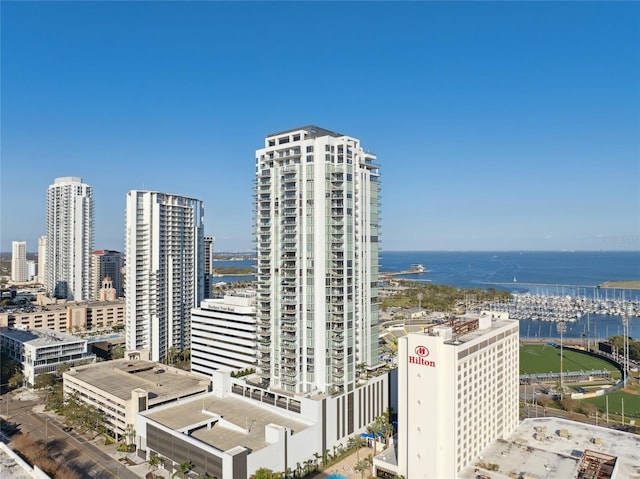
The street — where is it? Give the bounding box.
[2,391,140,479]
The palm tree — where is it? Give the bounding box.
[148,454,161,477]
[355,459,369,479]
[172,460,193,479]
[348,435,367,462]
[367,420,384,455]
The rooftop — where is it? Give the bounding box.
[64,359,210,404]
[459,418,640,479]
[144,392,311,453]
[267,125,344,139]
[0,327,85,346]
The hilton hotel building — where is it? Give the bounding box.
[375,312,519,479]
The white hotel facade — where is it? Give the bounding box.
[125,191,204,362]
[375,312,520,479]
[255,126,381,395]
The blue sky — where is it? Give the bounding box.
[2,1,639,252]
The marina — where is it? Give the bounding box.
[486,292,640,322]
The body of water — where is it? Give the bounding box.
[214,251,640,340]
[382,251,640,340]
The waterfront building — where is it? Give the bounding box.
[63,359,210,440]
[255,125,381,395]
[91,249,123,299]
[37,235,47,285]
[0,326,96,385]
[11,241,27,282]
[374,312,520,478]
[203,235,215,298]
[45,177,94,301]
[190,291,258,376]
[125,190,204,362]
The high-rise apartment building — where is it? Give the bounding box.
[125,191,204,362]
[375,312,520,479]
[203,235,215,298]
[255,126,381,394]
[45,177,94,300]
[11,241,27,282]
[37,235,47,285]
[91,250,123,299]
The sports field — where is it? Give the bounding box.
[520,344,620,377]
[583,389,640,418]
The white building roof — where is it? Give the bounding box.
[459,418,640,479]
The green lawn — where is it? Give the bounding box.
[583,389,640,418]
[520,344,620,377]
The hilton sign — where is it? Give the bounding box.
[409,345,436,367]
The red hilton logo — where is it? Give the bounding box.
[415,346,429,357]
[409,345,436,367]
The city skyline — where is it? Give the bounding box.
[2,2,639,253]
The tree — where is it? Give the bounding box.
[148,454,162,477]
[172,460,193,479]
[367,420,384,455]
[560,398,579,414]
[111,345,125,359]
[124,424,136,448]
[34,373,57,390]
[166,347,179,365]
[536,395,552,416]
[355,459,369,479]
[250,468,280,479]
[348,435,367,462]
[8,370,24,389]
[581,401,599,418]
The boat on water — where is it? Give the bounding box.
[411,264,426,273]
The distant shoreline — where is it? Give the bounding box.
[598,280,640,290]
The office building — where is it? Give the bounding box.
[255,126,381,394]
[0,326,96,385]
[91,249,123,299]
[203,235,215,298]
[11,241,27,282]
[191,291,258,376]
[45,177,94,301]
[125,191,204,362]
[374,312,520,479]
[37,235,47,285]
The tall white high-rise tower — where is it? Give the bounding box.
[11,241,27,282]
[125,191,204,362]
[45,177,94,300]
[255,126,381,394]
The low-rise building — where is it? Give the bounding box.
[63,359,211,440]
[137,370,394,478]
[0,327,96,385]
[0,298,124,333]
[458,417,639,479]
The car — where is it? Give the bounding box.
[62,426,73,433]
